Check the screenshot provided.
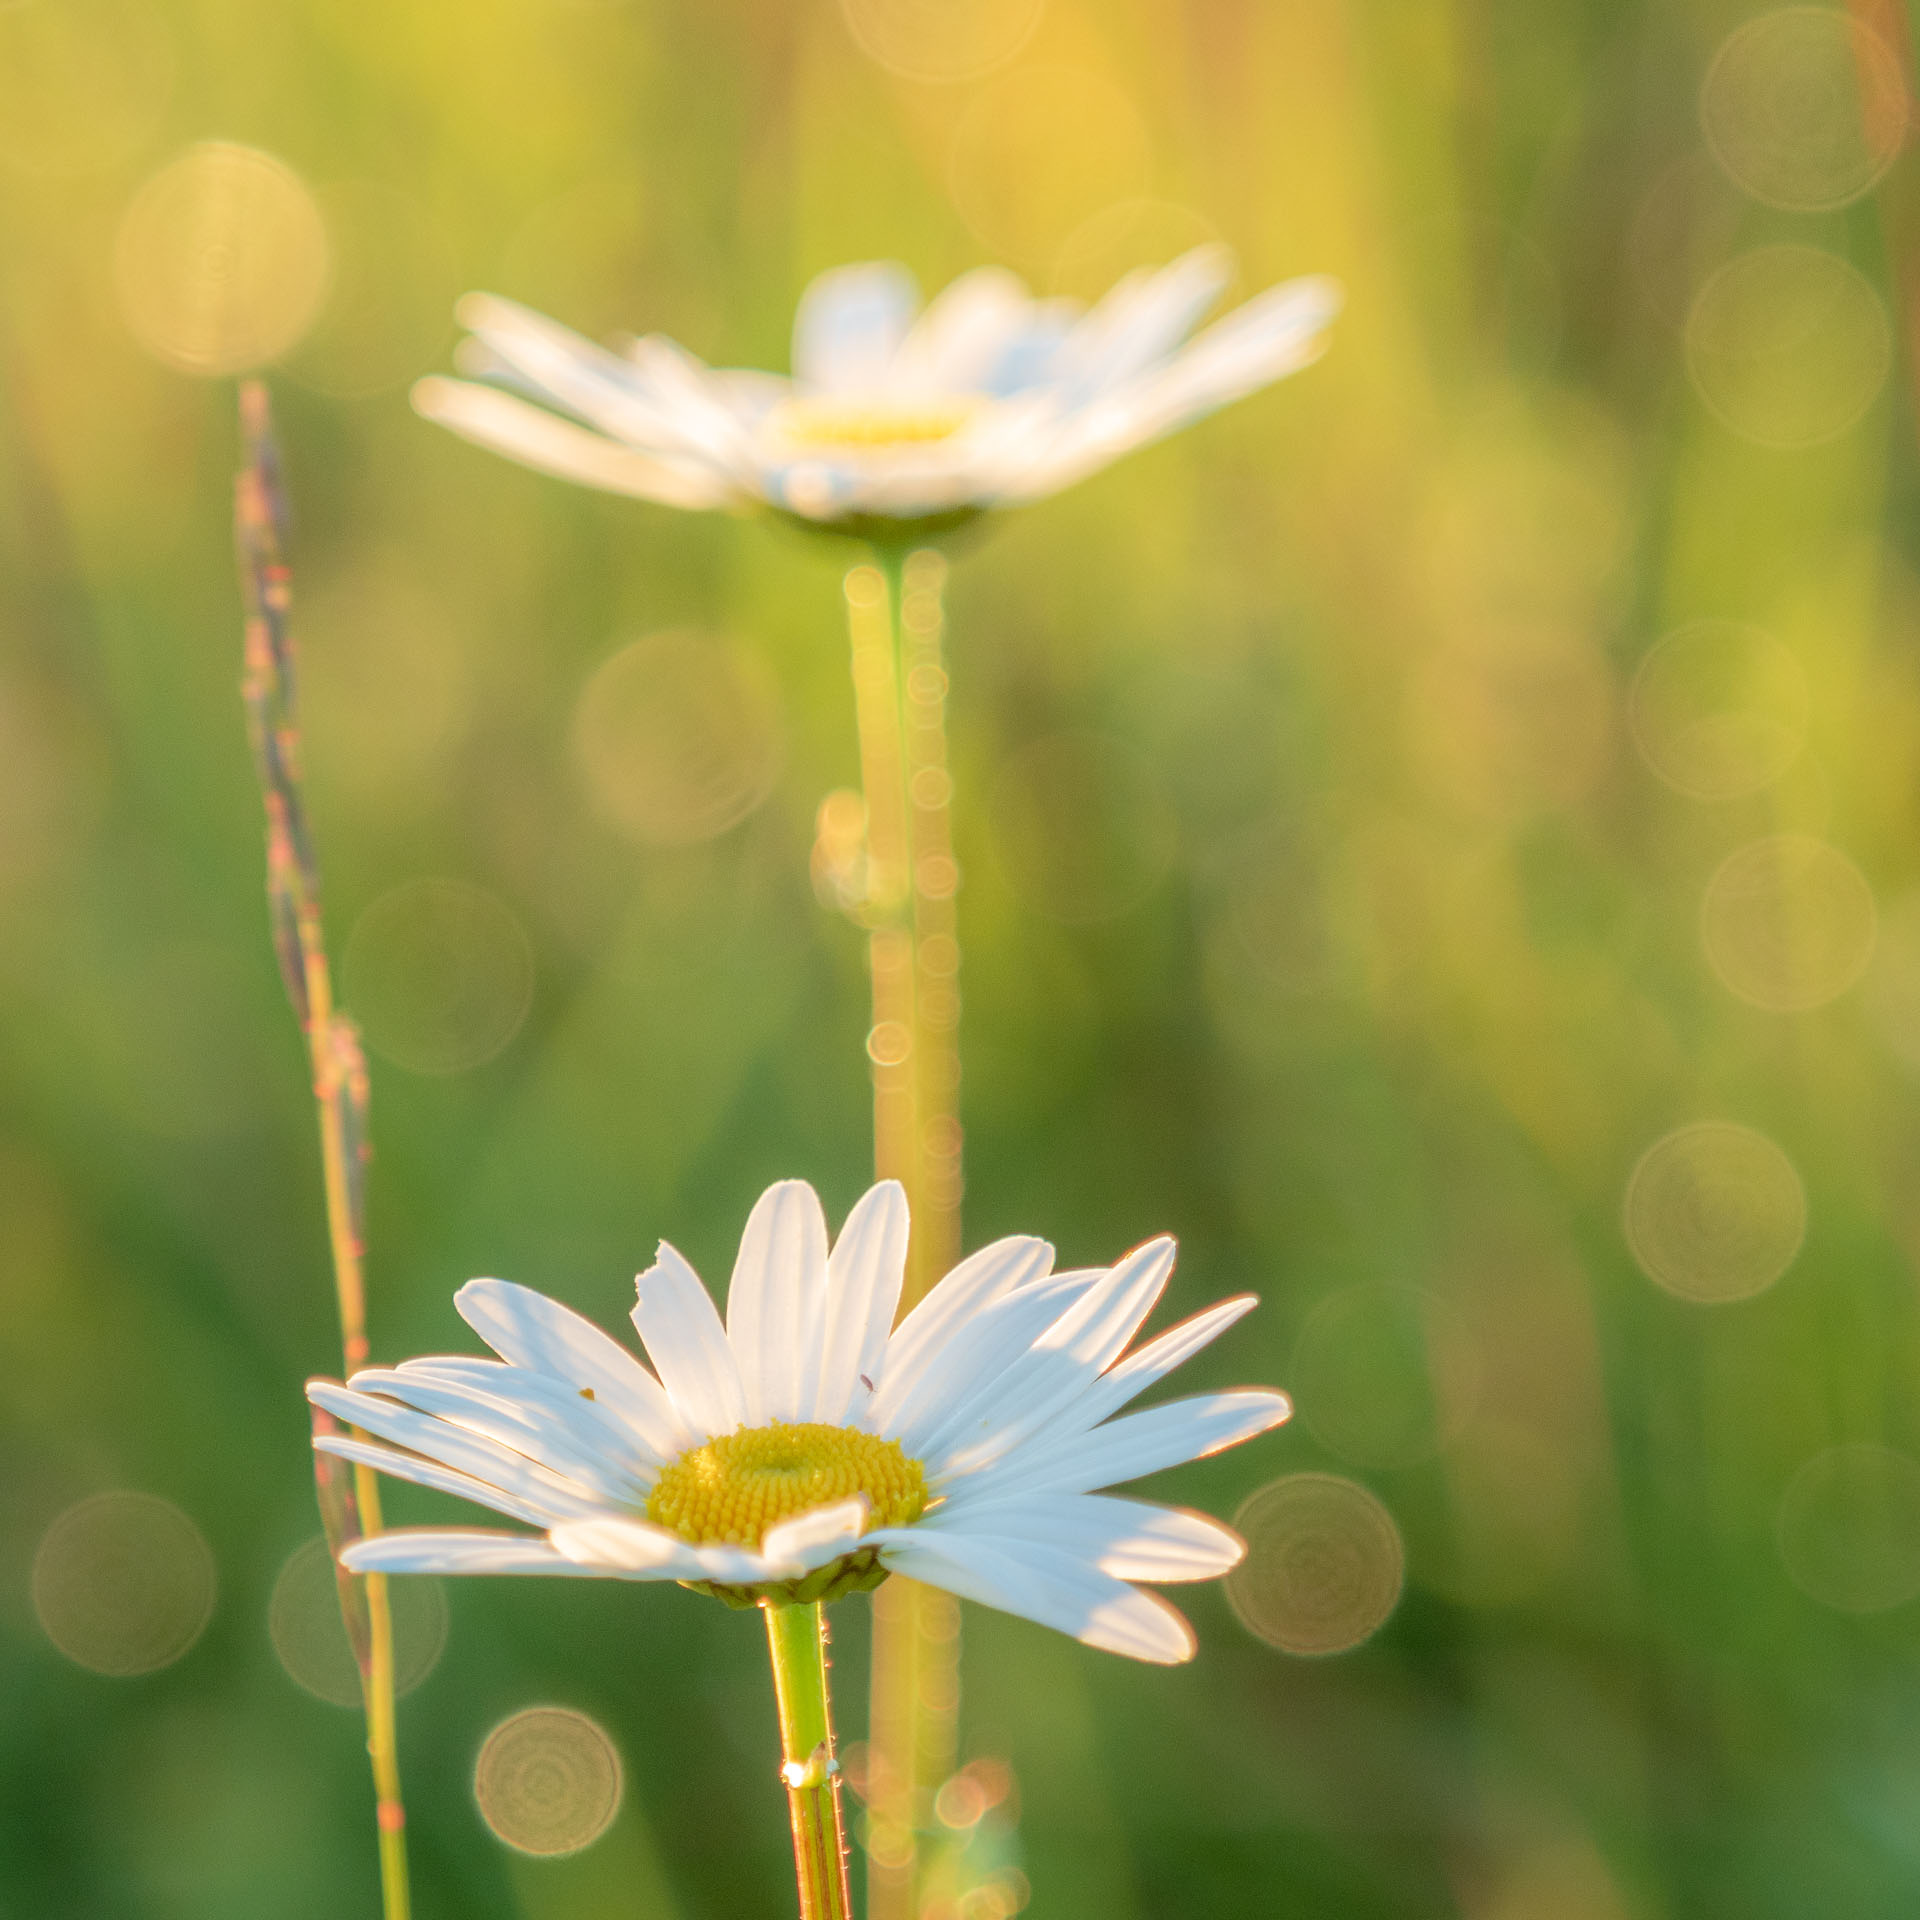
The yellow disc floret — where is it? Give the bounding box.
[774,397,980,448]
[647,1421,926,1550]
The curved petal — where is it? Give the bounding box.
[313,1432,596,1530]
[549,1516,705,1579]
[760,1498,871,1574]
[412,377,733,509]
[455,292,747,468]
[887,266,1036,395]
[917,1238,1176,1479]
[870,1234,1054,1429]
[1052,246,1233,403]
[884,1271,1104,1461]
[919,1492,1243,1583]
[340,1528,615,1578]
[347,1362,657,1502]
[454,1278,689,1459]
[954,1388,1292,1504]
[996,1294,1260,1461]
[813,1182,910,1426]
[384,1356,667,1474]
[793,261,919,393]
[309,1382,611,1519]
[875,1531,1195,1664]
[631,1244,749,1441]
[726,1180,830,1426]
[1008,275,1341,502]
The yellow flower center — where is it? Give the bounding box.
[646,1421,926,1549]
[774,397,979,448]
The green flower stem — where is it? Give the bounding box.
[763,1601,853,1920]
[841,549,963,1920]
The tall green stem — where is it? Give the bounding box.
[838,550,964,1920]
[764,1601,853,1920]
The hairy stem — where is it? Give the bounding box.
[764,1601,853,1920]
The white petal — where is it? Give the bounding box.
[455,292,741,466]
[347,1362,656,1502]
[313,1432,595,1530]
[726,1180,830,1426]
[454,1278,689,1459]
[875,1532,1195,1664]
[1002,1294,1261,1461]
[921,1492,1243,1583]
[550,1516,704,1579]
[760,1498,871,1574]
[884,1270,1104,1460]
[958,1388,1292,1503]
[387,1356,667,1472]
[1053,246,1233,401]
[870,1234,1054,1428]
[309,1382,610,1519]
[793,262,919,392]
[813,1182,909,1426]
[886,266,1036,395]
[917,1238,1176,1479]
[341,1529,614,1578]
[412,377,733,509]
[1008,275,1341,502]
[631,1244,749,1441]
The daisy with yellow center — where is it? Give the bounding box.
[412,249,1341,533]
[310,1179,1289,1920]
[308,1177,1289,1652]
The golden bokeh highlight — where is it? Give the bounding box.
[0,0,174,177]
[1628,620,1807,800]
[32,1492,216,1676]
[474,1706,623,1856]
[115,142,330,377]
[840,0,1043,85]
[1226,1474,1405,1656]
[988,732,1175,923]
[1700,8,1907,213]
[1685,246,1891,448]
[1777,1444,1920,1613]
[1291,1285,1480,1470]
[1700,833,1876,1012]
[572,630,782,847]
[1623,1122,1804,1304]
[342,877,535,1075]
[267,1537,449,1708]
[949,67,1151,267]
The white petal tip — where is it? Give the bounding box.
[454,290,507,330]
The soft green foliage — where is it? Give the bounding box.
[3,0,1920,1916]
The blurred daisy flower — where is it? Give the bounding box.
[309,1178,1290,1663]
[413,249,1341,536]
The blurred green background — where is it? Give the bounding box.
[7,0,1920,1915]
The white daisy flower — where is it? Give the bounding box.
[309,1178,1290,1664]
[412,249,1341,536]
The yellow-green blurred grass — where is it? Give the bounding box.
[5,0,1920,1916]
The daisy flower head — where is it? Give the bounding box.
[412,249,1342,539]
[309,1179,1291,1663]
